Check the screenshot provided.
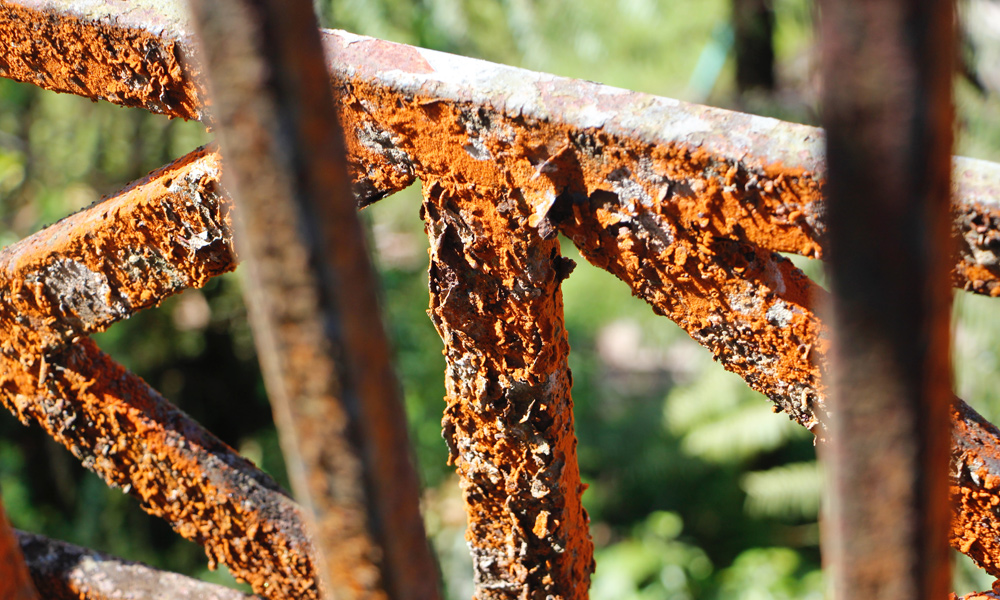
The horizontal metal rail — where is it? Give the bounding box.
[17,531,257,600]
[3,0,1000,295]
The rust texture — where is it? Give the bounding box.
[0,496,39,600]
[0,146,322,598]
[0,341,318,599]
[3,0,1000,587]
[322,41,1000,575]
[423,180,592,600]
[17,530,257,600]
[951,401,1000,576]
[188,1,438,599]
[0,0,205,120]
[819,1,956,597]
[0,146,231,360]
[4,4,1000,294]
[952,157,1000,297]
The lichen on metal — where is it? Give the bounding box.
[423,180,592,600]
[17,530,258,600]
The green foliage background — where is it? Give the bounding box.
[1,0,1000,597]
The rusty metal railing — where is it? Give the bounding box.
[2,0,1000,598]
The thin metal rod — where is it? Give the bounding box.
[185,1,439,599]
[819,0,956,597]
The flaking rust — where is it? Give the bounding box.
[0,341,319,599]
[329,59,1000,577]
[0,145,322,598]
[423,180,593,600]
[0,146,232,359]
[0,0,205,120]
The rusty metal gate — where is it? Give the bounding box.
[0,0,998,599]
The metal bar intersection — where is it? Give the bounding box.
[2,0,1000,597]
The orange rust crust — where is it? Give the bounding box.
[0,147,232,359]
[0,1,204,120]
[0,497,38,600]
[0,340,318,599]
[423,181,593,600]
[335,81,828,429]
[337,79,825,260]
[952,201,1000,297]
[17,530,256,600]
[951,400,1000,578]
[335,76,1000,577]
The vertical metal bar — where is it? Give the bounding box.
[186,2,439,599]
[0,494,39,600]
[819,1,956,598]
[422,180,594,600]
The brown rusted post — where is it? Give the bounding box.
[185,1,439,599]
[819,0,956,598]
[0,495,39,600]
[422,181,593,600]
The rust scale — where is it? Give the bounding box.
[0,341,318,599]
[0,495,39,600]
[7,0,1000,586]
[2,5,1000,293]
[17,530,258,600]
[187,1,438,598]
[0,0,206,120]
[423,180,592,599]
[0,145,231,359]
[0,147,320,597]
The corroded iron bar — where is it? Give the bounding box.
[0,341,318,598]
[0,146,230,360]
[422,180,593,599]
[0,0,206,120]
[558,184,1000,576]
[17,530,257,600]
[2,2,1000,294]
[0,147,321,598]
[0,496,39,600]
[187,1,437,599]
[819,1,955,597]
